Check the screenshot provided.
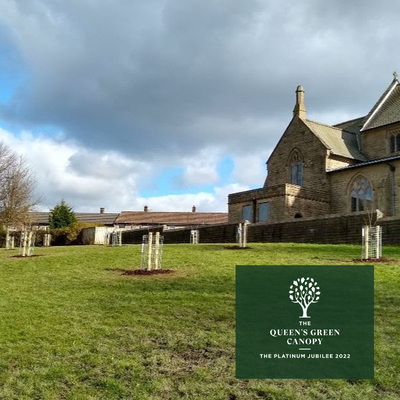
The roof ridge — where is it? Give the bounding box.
[333,116,365,127]
[305,119,342,131]
[306,119,356,136]
[120,211,227,214]
[361,79,399,130]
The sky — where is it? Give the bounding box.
[0,0,399,213]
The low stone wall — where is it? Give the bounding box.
[121,214,400,246]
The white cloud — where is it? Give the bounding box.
[138,183,249,213]
[232,151,269,186]
[0,128,247,213]
[181,148,221,186]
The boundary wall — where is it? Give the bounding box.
[121,213,400,246]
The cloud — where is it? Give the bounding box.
[138,182,249,213]
[1,1,399,212]
[1,0,398,161]
[0,127,245,212]
[181,148,221,186]
[233,151,269,186]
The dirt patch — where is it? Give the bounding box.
[11,254,42,258]
[121,269,174,276]
[223,245,251,250]
[352,257,399,263]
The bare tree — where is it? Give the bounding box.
[0,141,39,230]
[289,277,320,318]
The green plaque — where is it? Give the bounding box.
[236,265,374,379]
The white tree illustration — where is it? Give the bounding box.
[289,277,320,318]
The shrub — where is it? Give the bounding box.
[49,200,77,229]
[50,222,100,246]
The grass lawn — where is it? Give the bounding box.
[0,243,399,399]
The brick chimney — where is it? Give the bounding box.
[293,85,307,120]
[144,205,148,212]
[100,207,105,214]
[192,205,196,212]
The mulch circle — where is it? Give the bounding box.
[223,245,251,250]
[352,257,397,263]
[121,269,174,276]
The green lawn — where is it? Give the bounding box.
[0,243,399,399]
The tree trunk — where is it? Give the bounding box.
[300,305,310,318]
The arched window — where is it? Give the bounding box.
[288,150,303,186]
[350,176,372,212]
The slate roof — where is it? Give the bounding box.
[361,78,400,131]
[333,116,365,134]
[29,212,119,226]
[115,211,228,226]
[303,119,366,161]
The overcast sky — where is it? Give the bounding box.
[0,0,399,212]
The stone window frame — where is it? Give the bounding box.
[287,148,303,186]
[388,129,400,153]
[348,175,373,213]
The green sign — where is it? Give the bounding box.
[236,265,374,379]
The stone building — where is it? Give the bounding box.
[228,73,400,224]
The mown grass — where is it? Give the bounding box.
[0,243,399,399]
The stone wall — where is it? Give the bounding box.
[329,161,398,216]
[122,213,400,246]
[228,184,330,224]
[266,116,330,191]
[360,122,400,160]
[326,154,358,171]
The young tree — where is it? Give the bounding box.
[289,277,320,318]
[49,200,77,228]
[0,141,38,229]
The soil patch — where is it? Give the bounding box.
[12,255,42,258]
[223,246,251,250]
[121,269,174,276]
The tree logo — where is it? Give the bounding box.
[289,277,320,318]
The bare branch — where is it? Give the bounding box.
[0,141,40,229]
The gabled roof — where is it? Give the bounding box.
[29,212,119,225]
[303,119,366,161]
[116,211,228,226]
[361,77,400,131]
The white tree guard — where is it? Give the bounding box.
[362,225,382,260]
[140,232,164,270]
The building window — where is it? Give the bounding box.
[242,205,253,222]
[350,176,372,212]
[258,202,270,222]
[289,150,303,186]
[390,135,395,152]
[389,134,400,153]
